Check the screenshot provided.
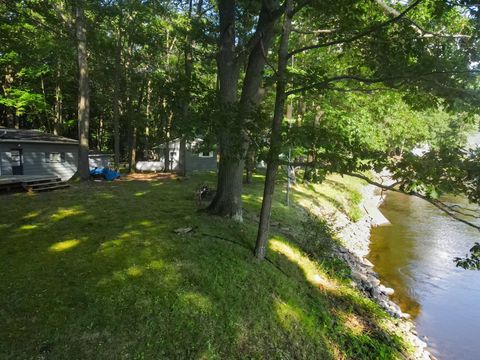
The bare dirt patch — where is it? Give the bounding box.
[121,172,177,181]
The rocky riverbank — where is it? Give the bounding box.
[307,179,432,360]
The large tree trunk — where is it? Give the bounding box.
[178,137,187,176]
[209,142,245,220]
[255,0,293,260]
[207,0,240,216]
[208,0,281,219]
[76,2,90,181]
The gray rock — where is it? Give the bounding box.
[351,270,368,282]
[400,312,411,319]
[362,258,374,267]
[368,276,381,287]
[379,284,394,296]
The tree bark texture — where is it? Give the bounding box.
[113,22,122,169]
[76,3,90,181]
[245,145,256,184]
[53,61,63,136]
[208,0,282,219]
[128,84,145,172]
[255,0,293,260]
[207,0,241,217]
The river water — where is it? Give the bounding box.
[368,192,480,360]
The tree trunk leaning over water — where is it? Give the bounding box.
[255,0,293,260]
[76,2,90,181]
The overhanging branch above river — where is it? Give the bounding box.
[346,172,480,232]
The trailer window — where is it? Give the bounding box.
[199,151,213,158]
[46,152,65,163]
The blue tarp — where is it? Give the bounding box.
[90,167,120,181]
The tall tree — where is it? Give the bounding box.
[75,1,90,180]
[255,0,293,259]
[253,0,479,259]
[207,0,284,219]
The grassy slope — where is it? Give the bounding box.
[0,173,406,359]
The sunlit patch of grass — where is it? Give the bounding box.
[270,237,337,291]
[49,239,80,252]
[134,191,149,196]
[274,298,316,335]
[97,192,115,199]
[348,207,363,222]
[118,230,142,239]
[23,211,40,220]
[147,260,164,270]
[50,207,84,221]
[290,174,366,222]
[126,265,143,277]
[98,239,125,252]
[338,310,367,336]
[180,292,213,315]
[18,224,38,231]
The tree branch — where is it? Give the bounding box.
[346,172,480,231]
[374,0,471,39]
[237,0,288,60]
[291,27,337,35]
[286,70,480,96]
[324,85,398,93]
[288,0,422,57]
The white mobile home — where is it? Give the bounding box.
[136,138,217,173]
[0,128,78,181]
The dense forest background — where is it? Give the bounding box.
[1,0,479,259]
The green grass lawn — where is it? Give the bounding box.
[1,173,406,359]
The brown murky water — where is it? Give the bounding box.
[368,192,480,360]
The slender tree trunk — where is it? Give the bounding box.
[145,79,152,159]
[208,0,281,219]
[53,62,63,135]
[178,0,201,177]
[76,2,90,180]
[113,20,122,169]
[244,145,256,184]
[164,140,170,172]
[179,138,187,175]
[40,77,50,132]
[303,105,323,182]
[255,0,293,260]
[98,117,104,150]
[128,83,145,172]
[4,66,15,128]
[128,126,137,171]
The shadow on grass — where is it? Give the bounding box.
[1,174,403,359]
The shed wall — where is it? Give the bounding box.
[0,145,12,176]
[89,155,113,168]
[0,142,78,180]
[185,151,217,172]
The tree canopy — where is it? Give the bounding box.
[1,0,479,264]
